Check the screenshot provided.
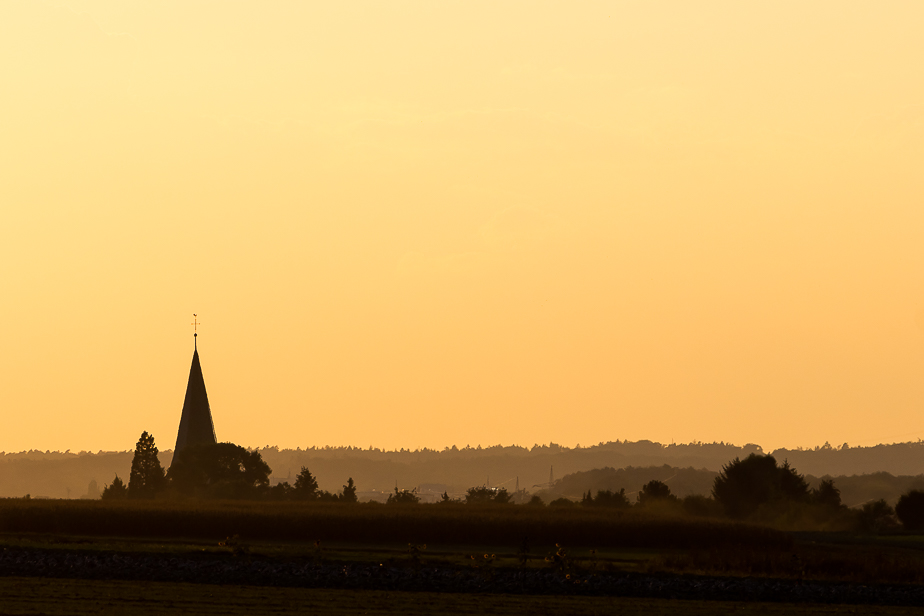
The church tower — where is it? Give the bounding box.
[174,317,217,454]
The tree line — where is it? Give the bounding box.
[102,432,357,502]
[102,433,924,532]
[564,454,924,533]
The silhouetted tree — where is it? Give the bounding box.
[341,477,358,503]
[582,489,631,509]
[779,460,810,500]
[465,486,512,505]
[712,454,809,518]
[548,497,576,507]
[895,490,924,530]
[101,474,128,500]
[167,442,271,499]
[526,495,545,506]
[492,488,512,504]
[128,431,165,499]
[293,466,319,500]
[811,478,842,508]
[267,481,293,501]
[857,499,896,534]
[386,487,420,505]
[637,480,677,506]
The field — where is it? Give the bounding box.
[4,577,924,616]
[0,499,788,550]
[2,500,924,612]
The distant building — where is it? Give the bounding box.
[174,333,217,455]
[80,479,100,500]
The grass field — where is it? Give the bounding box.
[649,531,924,585]
[0,531,662,576]
[1,577,921,616]
[0,499,789,550]
[4,528,924,587]
[0,500,924,600]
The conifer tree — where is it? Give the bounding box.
[128,431,166,499]
[293,466,319,500]
[341,477,358,503]
[101,475,128,500]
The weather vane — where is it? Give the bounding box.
[191,314,200,343]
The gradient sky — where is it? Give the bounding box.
[2,1,923,453]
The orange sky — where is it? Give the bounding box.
[2,1,923,453]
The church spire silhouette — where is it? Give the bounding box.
[174,315,217,454]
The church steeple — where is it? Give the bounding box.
[174,316,217,454]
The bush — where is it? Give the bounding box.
[637,480,677,506]
[749,499,856,532]
[895,490,924,531]
[465,486,512,505]
[386,487,420,505]
[857,499,896,534]
[266,482,293,501]
[438,491,461,505]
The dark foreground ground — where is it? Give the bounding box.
[1,577,922,616]
[2,501,924,614]
[2,542,924,613]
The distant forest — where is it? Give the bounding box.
[551,465,924,509]
[3,439,924,503]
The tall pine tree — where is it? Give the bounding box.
[128,431,166,499]
[341,477,358,503]
[293,466,319,500]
